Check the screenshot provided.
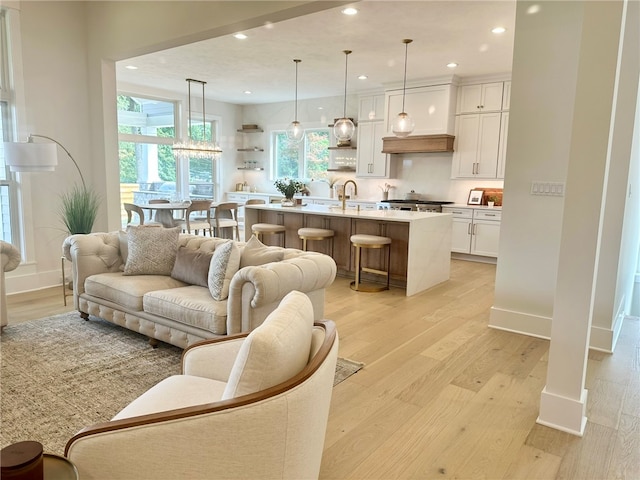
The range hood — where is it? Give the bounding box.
[382,134,455,154]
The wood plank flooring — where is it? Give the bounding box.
[5,259,639,479]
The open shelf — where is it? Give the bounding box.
[237,167,264,171]
[328,146,357,150]
[237,147,264,152]
[327,167,356,172]
[237,128,263,133]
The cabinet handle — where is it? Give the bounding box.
[468,223,472,235]
[485,213,496,217]
[473,224,478,235]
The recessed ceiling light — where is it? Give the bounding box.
[342,7,358,15]
[125,65,138,70]
[491,26,507,34]
[527,4,541,14]
[358,75,368,80]
[234,33,248,40]
[318,106,324,110]
[446,62,458,68]
[244,90,252,95]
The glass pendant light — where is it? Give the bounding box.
[172,78,222,160]
[392,39,415,137]
[333,50,355,146]
[286,59,305,143]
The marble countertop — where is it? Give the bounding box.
[244,202,452,223]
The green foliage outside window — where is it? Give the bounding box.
[274,128,329,181]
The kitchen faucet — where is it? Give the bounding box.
[342,179,358,211]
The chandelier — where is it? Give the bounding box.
[172,78,222,159]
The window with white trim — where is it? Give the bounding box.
[271,127,330,181]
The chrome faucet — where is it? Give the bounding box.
[342,179,358,210]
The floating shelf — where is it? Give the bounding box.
[237,128,263,133]
[237,147,264,152]
[328,146,357,150]
[327,167,356,172]
[237,167,264,171]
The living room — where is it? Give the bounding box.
[2,1,639,478]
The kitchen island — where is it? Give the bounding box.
[244,203,452,296]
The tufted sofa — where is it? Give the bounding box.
[62,229,337,348]
[1,240,22,329]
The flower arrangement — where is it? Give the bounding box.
[274,178,304,199]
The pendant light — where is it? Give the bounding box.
[286,59,305,143]
[392,39,415,137]
[333,50,355,146]
[172,78,222,160]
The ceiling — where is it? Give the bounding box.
[115,1,516,105]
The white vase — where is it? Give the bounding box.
[382,191,389,201]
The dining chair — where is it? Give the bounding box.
[213,202,240,240]
[177,200,213,235]
[123,203,146,225]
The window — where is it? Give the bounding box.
[117,94,218,226]
[272,128,330,181]
[0,8,17,244]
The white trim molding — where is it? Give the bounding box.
[537,386,588,437]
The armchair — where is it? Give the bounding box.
[1,240,21,329]
[65,291,339,479]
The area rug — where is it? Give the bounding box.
[0,312,363,455]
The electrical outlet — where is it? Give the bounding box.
[531,181,565,196]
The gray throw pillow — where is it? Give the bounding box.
[124,225,179,276]
[170,247,213,287]
[208,241,241,301]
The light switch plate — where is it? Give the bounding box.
[531,181,565,196]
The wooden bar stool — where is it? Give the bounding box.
[252,223,286,247]
[297,227,335,255]
[350,234,392,292]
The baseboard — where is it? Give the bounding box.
[489,306,552,340]
[5,267,62,295]
[537,387,588,437]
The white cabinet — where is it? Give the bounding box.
[497,112,509,179]
[457,82,504,114]
[502,82,511,111]
[384,84,456,136]
[358,94,385,121]
[442,207,501,258]
[356,121,390,178]
[452,112,502,178]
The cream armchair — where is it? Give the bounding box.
[65,291,339,480]
[1,240,21,329]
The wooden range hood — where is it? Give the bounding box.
[382,134,455,154]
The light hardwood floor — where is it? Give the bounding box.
[5,259,639,479]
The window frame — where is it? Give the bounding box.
[269,123,331,181]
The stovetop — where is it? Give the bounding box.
[381,199,454,205]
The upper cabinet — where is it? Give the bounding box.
[457,82,504,114]
[384,84,457,136]
[358,94,385,122]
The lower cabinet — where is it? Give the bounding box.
[442,207,501,258]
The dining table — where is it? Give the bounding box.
[136,201,217,228]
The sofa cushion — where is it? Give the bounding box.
[171,247,212,287]
[239,235,284,268]
[208,241,241,301]
[222,291,313,399]
[85,272,186,311]
[144,286,228,335]
[124,225,179,276]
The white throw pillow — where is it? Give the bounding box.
[208,241,241,301]
[123,225,179,276]
[222,291,314,399]
[240,235,284,268]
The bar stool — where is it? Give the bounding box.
[251,223,286,247]
[297,227,335,255]
[350,234,392,292]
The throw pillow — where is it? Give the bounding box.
[240,235,284,268]
[170,247,213,287]
[222,291,314,399]
[208,241,241,301]
[123,225,179,276]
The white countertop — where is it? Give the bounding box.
[244,202,451,223]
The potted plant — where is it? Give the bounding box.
[59,183,100,234]
[274,178,304,206]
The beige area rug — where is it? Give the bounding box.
[0,312,363,456]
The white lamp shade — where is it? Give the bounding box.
[3,142,58,172]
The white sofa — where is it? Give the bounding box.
[65,291,339,480]
[63,228,337,348]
